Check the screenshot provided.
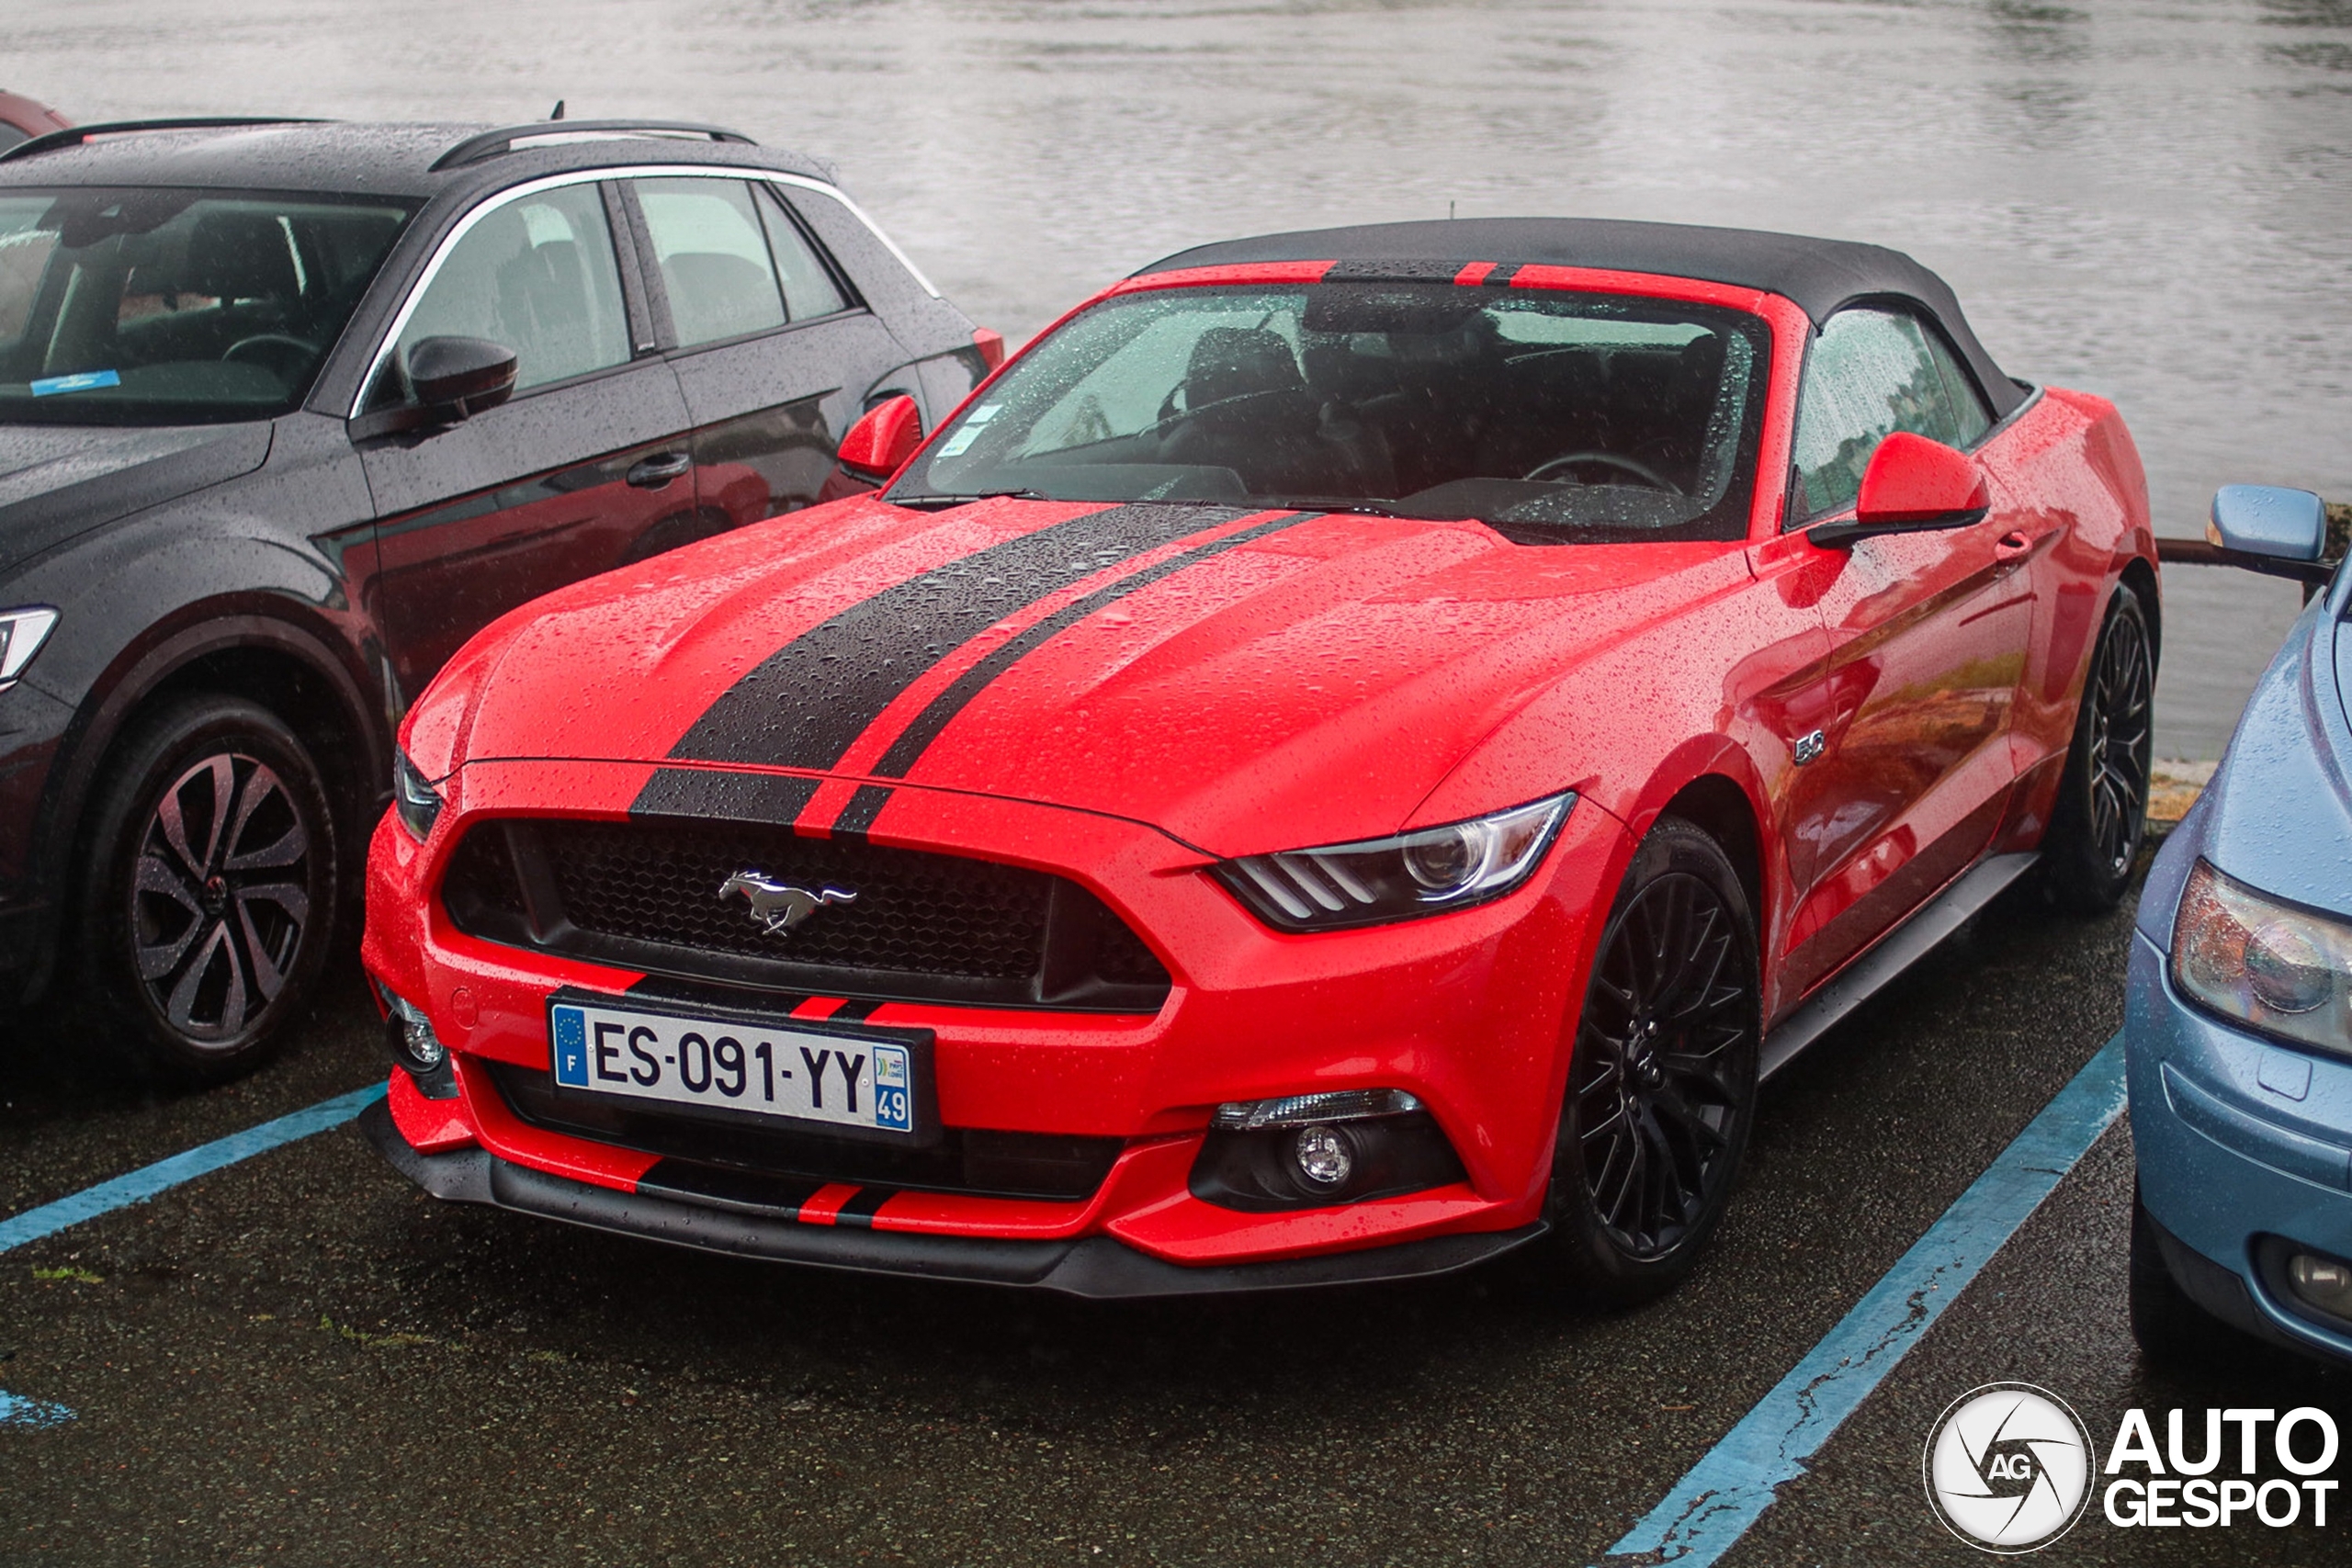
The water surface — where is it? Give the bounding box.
[14,0,2350,755]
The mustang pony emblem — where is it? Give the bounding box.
[718,872,857,937]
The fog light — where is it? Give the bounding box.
[1292,1124,1353,1190]
[382,991,447,1073]
[2289,1252,2352,1315]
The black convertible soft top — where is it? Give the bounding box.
[1141,217,2025,419]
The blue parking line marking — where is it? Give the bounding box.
[1595,1032,2128,1566]
[0,1082,387,1256]
[0,1389,74,1428]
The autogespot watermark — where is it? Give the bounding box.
[1923,1383,2095,1552]
[1924,1386,2342,1551]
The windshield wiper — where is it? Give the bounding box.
[888,488,1049,511]
[1253,496,1412,518]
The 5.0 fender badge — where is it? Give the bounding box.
[1793,728,1827,766]
[719,871,857,937]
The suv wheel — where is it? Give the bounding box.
[72,694,339,1082]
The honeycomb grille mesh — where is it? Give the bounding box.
[542,819,1050,981]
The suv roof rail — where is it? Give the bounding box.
[0,116,327,164]
[429,119,756,173]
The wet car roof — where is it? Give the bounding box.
[0,121,835,201]
[1144,217,2025,417]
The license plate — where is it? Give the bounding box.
[546,991,931,1142]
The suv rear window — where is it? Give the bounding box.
[0,186,416,425]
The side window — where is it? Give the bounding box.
[1921,327,1993,447]
[372,183,629,407]
[1790,307,1963,520]
[635,178,787,348]
[0,221,58,346]
[754,186,848,321]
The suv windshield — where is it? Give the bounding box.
[0,186,416,425]
[890,282,1771,540]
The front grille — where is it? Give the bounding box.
[443,818,1170,1012]
[487,1062,1121,1201]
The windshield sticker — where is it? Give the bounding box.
[937,428,983,457]
[28,370,120,397]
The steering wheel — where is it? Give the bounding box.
[223,333,319,380]
[1523,449,1682,495]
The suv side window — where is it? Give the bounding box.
[1790,307,1967,521]
[367,182,630,408]
[753,186,848,321]
[636,178,791,348]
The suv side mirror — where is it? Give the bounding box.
[408,335,518,423]
[836,394,922,482]
[1810,432,1990,547]
[2210,484,2326,563]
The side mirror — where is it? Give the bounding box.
[836,394,922,482]
[408,335,518,423]
[2210,484,2326,563]
[1810,432,1990,547]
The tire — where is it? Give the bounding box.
[1543,816,1761,1307]
[69,694,340,1083]
[2129,1182,2238,1369]
[2041,586,2154,913]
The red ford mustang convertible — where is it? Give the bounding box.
[361,219,2157,1301]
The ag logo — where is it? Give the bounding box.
[1923,1382,2094,1553]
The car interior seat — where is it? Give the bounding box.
[660,251,785,346]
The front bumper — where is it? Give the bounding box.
[2127,931,2352,1364]
[360,1098,1545,1298]
[361,760,1630,1286]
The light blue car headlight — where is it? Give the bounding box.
[2172,858,2352,1058]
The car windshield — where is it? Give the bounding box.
[889,282,1772,540]
[0,186,417,426]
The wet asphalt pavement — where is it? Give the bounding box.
[2,852,2345,1565]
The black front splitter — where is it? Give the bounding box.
[358,1100,1544,1300]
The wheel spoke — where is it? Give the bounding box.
[223,764,308,871]
[234,898,287,1002]
[164,919,246,1034]
[157,755,235,879]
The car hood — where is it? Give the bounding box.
[0,422,274,577]
[424,495,1748,855]
[2141,574,2352,943]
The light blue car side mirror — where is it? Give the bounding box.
[2210,484,2327,563]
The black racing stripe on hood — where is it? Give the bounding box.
[870,513,1317,779]
[662,503,1250,771]
[832,784,892,843]
[633,768,820,825]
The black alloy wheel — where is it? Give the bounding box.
[1546,816,1760,1305]
[2042,588,2154,913]
[73,695,339,1082]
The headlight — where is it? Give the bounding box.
[392,748,445,842]
[2171,859,2352,1057]
[0,607,60,690]
[1214,793,1573,932]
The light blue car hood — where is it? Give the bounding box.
[2140,566,2352,946]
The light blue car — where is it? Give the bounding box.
[2130,484,2352,1366]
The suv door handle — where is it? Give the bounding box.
[1994,530,2036,564]
[627,452,692,490]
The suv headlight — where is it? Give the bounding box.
[392,748,445,842]
[0,607,60,690]
[1214,794,1573,932]
[2172,859,2352,1057]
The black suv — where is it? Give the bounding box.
[0,117,990,1078]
